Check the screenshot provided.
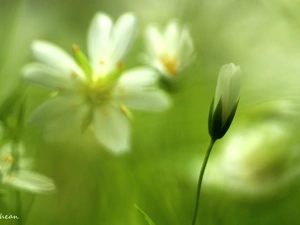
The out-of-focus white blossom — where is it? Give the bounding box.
[23,12,170,154]
[0,142,55,194]
[190,120,300,198]
[143,20,194,78]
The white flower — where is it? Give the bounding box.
[0,142,55,194]
[22,12,170,154]
[209,63,242,140]
[143,20,194,78]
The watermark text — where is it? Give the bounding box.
[0,213,19,220]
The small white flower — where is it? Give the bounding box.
[0,142,55,194]
[143,20,194,78]
[209,63,242,140]
[23,12,170,154]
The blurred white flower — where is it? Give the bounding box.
[143,20,194,78]
[209,63,242,140]
[193,121,300,198]
[23,12,170,154]
[0,142,55,194]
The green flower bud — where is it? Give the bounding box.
[209,63,242,140]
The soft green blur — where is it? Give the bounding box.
[1,0,300,224]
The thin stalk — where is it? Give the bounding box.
[22,194,36,225]
[15,191,23,225]
[11,141,22,225]
[191,139,216,225]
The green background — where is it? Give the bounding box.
[1,0,300,224]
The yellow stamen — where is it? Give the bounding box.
[2,154,14,164]
[6,175,14,182]
[160,55,178,77]
[118,87,125,94]
[72,44,80,53]
[117,61,124,70]
[57,86,65,92]
[99,59,105,65]
[101,109,109,116]
[72,103,79,108]
[71,72,78,79]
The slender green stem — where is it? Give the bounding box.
[22,194,36,225]
[11,141,23,225]
[191,139,216,225]
[15,191,23,225]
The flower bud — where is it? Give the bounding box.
[208,63,242,140]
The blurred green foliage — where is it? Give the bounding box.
[1,0,300,225]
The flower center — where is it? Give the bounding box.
[2,154,14,164]
[160,55,178,76]
[0,154,14,177]
[84,78,114,105]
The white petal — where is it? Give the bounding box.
[29,94,89,142]
[32,40,84,78]
[228,64,242,109]
[5,171,55,194]
[121,90,170,112]
[140,54,167,76]
[220,64,239,110]
[23,63,84,91]
[93,104,130,154]
[145,25,164,57]
[117,67,159,89]
[214,63,242,121]
[108,13,137,67]
[179,27,194,67]
[87,12,113,67]
[114,67,170,111]
[214,64,231,109]
[150,59,171,78]
[164,20,180,55]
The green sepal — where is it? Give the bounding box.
[135,204,156,225]
[208,97,240,140]
[208,97,223,140]
[208,97,215,138]
[107,68,123,84]
[72,45,93,81]
[219,99,239,138]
